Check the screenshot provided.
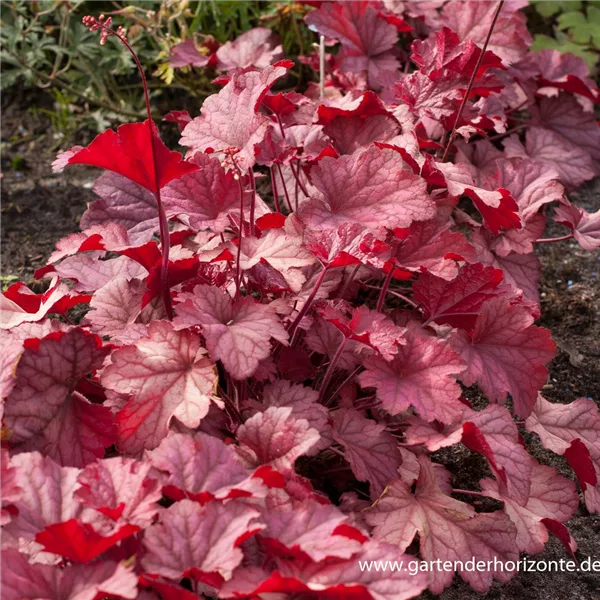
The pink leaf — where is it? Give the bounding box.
[237,406,320,472]
[173,284,288,380]
[366,456,518,594]
[554,203,600,251]
[75,457,162,527]
[101,321,218,453]
[237,228,316,292]
[1,549,138,600]
[221,540,428,600]
[81,172,159,244]
[394,218,476,280]
[259,500,364,561]
[452,297,555,418]
[162,152,249,233]
[58,120,198,194]
[1,450,21,526]
[360,327,466,424]
[170,39,211,68]
[298,147,435,232]
[180,64,291,170]
[305,1,400,87]
[18,391,116,468]
[4,329,109,444]
[142,499,263,586]
[260,380,331,454]
[149,432,267,502]
[413,262,510,329]
[525,394,600,457]
[481,461,578,554]
[504,126,596,189]
[47,254,147,292]
[3,452,82,542]
[216,28,283,71]
[440,0,531,64]
[332,408,402,498]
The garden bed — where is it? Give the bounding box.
[2,90,599,600]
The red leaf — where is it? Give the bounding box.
[57,120,198,194]
[35,519,139,563]
[565,438,598,492]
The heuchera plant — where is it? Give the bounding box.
[2,2,600,599]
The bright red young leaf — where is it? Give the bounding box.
[298,146,435,232]
[333,408,402,498]
[1,549,138,600]
[360,327,466,424]
[437,162,521,234]
[237,406,320,472]
[0,280,89,330]
[3,329,109,444]
[55,120,198,194]
[451,297,556,418]
[180,63,291,170]
[142,499,263,586]
[35,519,139,564]
[101,321,219,453]
[173,284,288,379]
[366,456,519,594]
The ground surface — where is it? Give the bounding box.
[2,95,599,599]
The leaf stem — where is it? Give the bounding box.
[318,337,347,404]
[89,16,173,318]
[535,234,574,244]
[270,166,282,213]
[453,488,486,498]
[377,264,395,312]
[441,0,505,162]
[288,265,328,340]
[276,163,293,213]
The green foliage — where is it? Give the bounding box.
[557,6,600,45]
[530,1,600,73]
[532,1,582,19]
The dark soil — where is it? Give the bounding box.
[2,92,599,600]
